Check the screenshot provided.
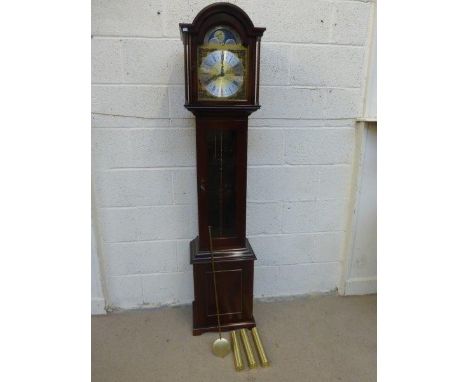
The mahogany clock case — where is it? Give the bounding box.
[190,112,256,336]
[180,3,265,336]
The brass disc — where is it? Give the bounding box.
[212,338,231,358]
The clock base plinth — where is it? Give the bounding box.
[192,302,256,336]
[190,237,256,336]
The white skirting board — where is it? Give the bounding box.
[344,277,377,295]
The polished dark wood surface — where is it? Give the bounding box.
[191,238,256,336]
[180,3,265,336]
[195,115,248,251]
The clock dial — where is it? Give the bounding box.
[199,49,244,98]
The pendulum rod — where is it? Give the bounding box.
[218,131,223,236]
[209,226,222,340]
[209,226,230,357]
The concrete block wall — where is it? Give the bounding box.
[92,0,375,309]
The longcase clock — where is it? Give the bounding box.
[180,3,265,335]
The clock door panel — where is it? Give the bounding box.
[205,268,243,319]
[192,260,255,333]
[206,128,237,238]
[196,117,247,251]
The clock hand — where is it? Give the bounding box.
[208,72,223,83]
[208,53,226,82]
[220,50,225,76]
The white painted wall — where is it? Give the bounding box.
[91,0,376,309]
[363,2,377,120]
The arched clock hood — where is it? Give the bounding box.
[180,2,265,114]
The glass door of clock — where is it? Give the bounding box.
[197,119,247,251]
[207,128,237,238]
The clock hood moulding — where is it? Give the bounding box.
[179,2,266,39]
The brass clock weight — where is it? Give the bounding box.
[180,3,270,371]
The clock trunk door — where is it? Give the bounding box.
[196,118,247,251]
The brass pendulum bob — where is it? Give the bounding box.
[209,226,231,358]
